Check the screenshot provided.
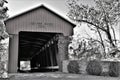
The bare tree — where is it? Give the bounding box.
[67,0,120,58]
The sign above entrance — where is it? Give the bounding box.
[31,22,54,28]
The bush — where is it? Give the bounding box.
[101,72,109,76]
[67,60,79,73]
[86,60,102,76]
[109,62,120,77]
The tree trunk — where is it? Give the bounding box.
[96,28,106,58]
[106,31,115,47]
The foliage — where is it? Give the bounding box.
[68,38,103,60]
[0,0,9,40]
[67,60,80,73]
[86,60,102,76]
[109,62,120,77]
[67,0,120,58]
[0,0,9,78]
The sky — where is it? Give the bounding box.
[7,0,94,17]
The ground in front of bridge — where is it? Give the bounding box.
[1,72,119,80]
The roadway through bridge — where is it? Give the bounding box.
[18,31,61,72]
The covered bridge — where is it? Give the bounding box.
[5,4,75,73]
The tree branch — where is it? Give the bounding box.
[76,19,107,32]
[96,28,106,58]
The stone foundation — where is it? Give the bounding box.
[101,59,120,73]
[57,34,70,71]
[62,59,120,76]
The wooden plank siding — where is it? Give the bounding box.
[6,6,74,36]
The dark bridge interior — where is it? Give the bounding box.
[18,31,60,72]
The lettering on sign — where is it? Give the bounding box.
[31,22,53,28]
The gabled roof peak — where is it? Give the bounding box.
[6,4,76,26]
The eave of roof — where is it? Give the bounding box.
[5,4,76,27]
